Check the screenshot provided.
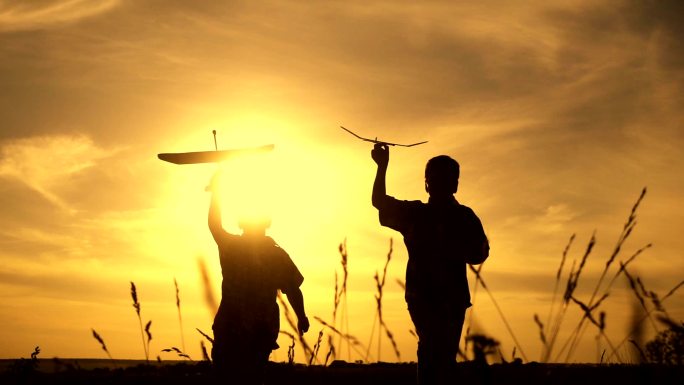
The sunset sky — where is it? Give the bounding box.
[1,0,682,364]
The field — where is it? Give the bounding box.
[3,190,682,384]
[2,359,683,385]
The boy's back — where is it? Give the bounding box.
[377,195,487,307]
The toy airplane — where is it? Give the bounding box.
[340,126,427,147]
[158,131,274,164]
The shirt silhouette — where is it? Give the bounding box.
[371,144,488,385]
[207,171,308,384]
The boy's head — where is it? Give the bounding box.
[425,155,460,196]
[238,216,271,237]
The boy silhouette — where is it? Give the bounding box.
[207,171,309,384]
[371,144,489,385]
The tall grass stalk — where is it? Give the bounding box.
[335,239,350,360]
[533,313,547,357]
[468,264,528,361]
[130,281,149,361]
[544,233,595,362]
[196,328,214,344]
[197,257,218,314]
[279,331,296,365]
[606,279,683,362]
[309,330,324,365]
[200,341,211,361]
[568,295,617,357]
[320,240,350,364]
[324,335,336,365]
[549,233,595,361]
[370,238,400,361]
[145,320,152,360]
[542,233,575,359]
[91,329,114,361]
[464,263,484,360]
[315,316,370,360]
[564,248,651,361]
[277,291,313,361]
[561,188,647,360]
[161,347,191,360]
[174,278,186,352]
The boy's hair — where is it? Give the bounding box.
[425,155,460,195]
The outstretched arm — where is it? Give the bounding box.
[285,288,309,336]
[371,143,390,209]
[207,171,225,241]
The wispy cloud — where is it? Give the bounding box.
[0,0,120,32]
[0,135,116,211]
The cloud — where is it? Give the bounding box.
[0,0,120,32]
[0,135,117,211]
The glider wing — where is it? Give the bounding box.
[158,144,274,164]
[340,126,427,147]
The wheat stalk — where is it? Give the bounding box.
[563,189,648,360]
[314,316,369,360]
[161,347,192,360]
[372,239,400,361]
[91,329,113,361]
[279,330,296,365]
[542,233,575,359]
[468,264,528,361]
[534,314,547,349]
[309,329,324,365]
[130,282,149,361]
[145,320,152,359]
[197,257,218,314]
[336,239,351,360]
[544,233,595,362]
[200,341,211,362]
[278,291,313,361]
[464,263,484,360]
[174,278,186,352]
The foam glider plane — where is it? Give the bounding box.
[340,126,427,147]
[158,131,274,165]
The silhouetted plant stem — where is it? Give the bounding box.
[545,231,595,362]
[334,239,350,361]
[562,243,649,362]
[562,188,647,361]
[197,257,218,315]
[464,263,483,360]
[91,329,114,361]
[196,328,214,344]
[145,320,152,360]
[605,279,683,361]
[315,316,370,360]
[368,238,400,361]
[174,278,186,352]
[130,281,149,361]
[543,234,575,359]
[365,312,378,361]
[278,291,313,361]
[161,346,191,360]
[468,264,528,361]
[309,330,324,365]
[279,331,296,365]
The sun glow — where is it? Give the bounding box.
[157,117,373,268]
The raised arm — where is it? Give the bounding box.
[371,143,390,209]
[207,171,225,242]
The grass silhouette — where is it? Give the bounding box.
[77,187,683,369]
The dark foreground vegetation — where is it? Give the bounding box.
[2,359,683,385]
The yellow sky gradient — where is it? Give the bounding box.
[0,0,682,363]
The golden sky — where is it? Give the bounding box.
[0,0,682,363]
